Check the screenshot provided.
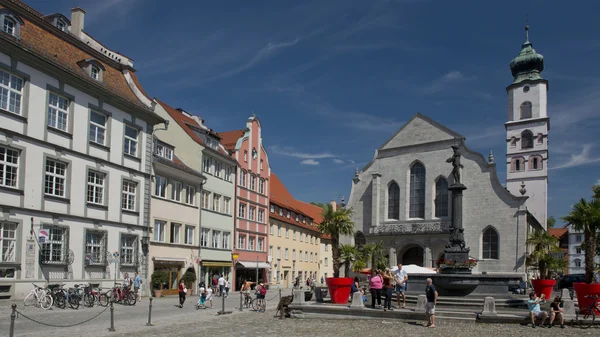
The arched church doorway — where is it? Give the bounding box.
[400,246,424,266]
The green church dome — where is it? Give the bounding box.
[509,26,544,84]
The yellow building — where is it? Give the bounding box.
[268,174,321,288]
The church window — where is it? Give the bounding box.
[387,182,400,220]
[521,130,533,149]
[520,101,532,119]
[509,137,517,148]
[482,227,499,259]
[409,163,425,218]
[434,178,449,217]
[536,133,543,144]
[512,158,524,172]
[523,86,530,93]
[530,156,542,170]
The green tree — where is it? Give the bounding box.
[340,244,358,277]
[562,184,600,284]
[310,201,325,208]
[361,241,388,270]
[547,216,556,228]
[318,204,355,278]
[526,230,565,279]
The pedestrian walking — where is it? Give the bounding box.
[424,278,437,328]
[206,286,213,308]
[218,275,225,296]
[382,269,394,311]
[368,269,383,309]
[134,271,142,302]
[178,280,186,308]
[393,263,408,308]
[225,279,230,298]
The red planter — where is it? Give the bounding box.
[531,279,556,300]
[573,282,600,314]
[325,277,354,304]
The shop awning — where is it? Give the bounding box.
[202,261,232,267]
[152,257,187,263]
[237,261,271,269]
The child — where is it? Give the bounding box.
[206,286,213,308]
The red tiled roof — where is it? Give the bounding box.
[1,1,153,112]
[217,129,245,153]
[295,200,331,240]
[155,98,232,159]
[548,228,568,238]
[269,173,320,233]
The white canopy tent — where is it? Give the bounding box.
[391,264,437,274]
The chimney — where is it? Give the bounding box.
[330,200,337,211]
[70,7,86,38]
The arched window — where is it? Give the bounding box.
[409,163,425,218]
[482,227,499,259]
[511,158,524,172]
[435,178,449,217]
[530,156,543,170]
[1,10,24,38]
[574,259,581,268]
[521,130,533,149]
[387,182,400,220]
[509,136,517,148]
[520,101,532,119]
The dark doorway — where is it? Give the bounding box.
[401,246,424,266]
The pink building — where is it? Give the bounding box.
[219,116,271,290]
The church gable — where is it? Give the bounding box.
[380,113,463,151]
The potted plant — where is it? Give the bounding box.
[526,230,567,299]
[151,270,168,298]
[181,268,197,296]
[562,184,600,312]
[318,203,355,304]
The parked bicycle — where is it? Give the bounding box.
[48,283,67,309]
[252,296,266,312]
[576,294,600,328]
[23,283,53,310]
[107,282,136,305]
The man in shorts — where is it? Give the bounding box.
[527,291,548,328]
[425,278,437,328]
[394,263,408,308]
[133,271,142,301]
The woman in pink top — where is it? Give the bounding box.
[368,269,383,309]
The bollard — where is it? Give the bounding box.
[279,288,282,302]
[9,304,16,337]
[221,292,225,313]
[239,291,243,311]
[108,298,115,332]
[280,301,284,320]
[146,297,153,326]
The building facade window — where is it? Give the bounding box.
[521,130,534,149]
[202,156,211,173]
[225,166,232,182]
[512,158,524,172]
[89,111,106,145]
[90,66,100,80]
[222,232,230,250]
[249,206,255,221]
[170,181,182,202]
[185,185,195,205]
[270,204,274,213]
[277,225,281,237]
[574,259,581,268]
[0,222,17,263]
[202,191,210,209]
[44,159,67,197]
[0,146,19,188]
[238,203,246,218]
[87,171,105,205]
[155,141,173,160]
[575,246,582,254]
[154,175,167,198]
[212,231,220,248]
[409,163,426,218]
[223,197,231,214]
[121,180,137,211]
[387,182,400,220]
[47,93,69,132]
[259,178,265,194]
[237,235,245,250]
[123,126,138,156]
[482,227,499,259]
[40,226,68,264]
[530,156,543,170]
[240,170,247,187]
[215,161,222,178]
[184,226,194,245]
[170,223,181,244]
[153,220,165,241]
[435,178,449,217]
[258,209,264,223]
[200,229,209,247]
[576,235,582,242]
[269,246,273,257]
[2,16,16,36]
[299,250,303,262]
[212,194,221,212]
[120,235,137,266]
[0,69,22,114]
[248,236,255,251]
[285,248,289,260]
[520,101,532,119]
[257,237,264,252]
[250,174,256,190]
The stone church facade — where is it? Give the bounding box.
[346,28,548,275]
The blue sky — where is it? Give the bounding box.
[32,0,600,224]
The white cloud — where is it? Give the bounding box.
[301,159,320,166]
[270,145,336,160]
[333,158,344,164]
[423,71,471,94]
[551,144,600,170]
[312,102,403,132]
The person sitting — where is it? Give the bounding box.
[548,296,565,328]
[527,292,548,328]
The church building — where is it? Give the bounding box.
[346,27,548,274]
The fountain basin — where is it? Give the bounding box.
[404,273,523,297]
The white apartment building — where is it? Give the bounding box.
[0,3,163,299]
[153,99,237,287]
[567,226,600,274]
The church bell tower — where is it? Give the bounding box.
[505,25,549,229]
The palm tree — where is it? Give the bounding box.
[562,185,600,284]
[526,230,563,279]
[318,203,355,278]
[361,241,389,270]
[340,244,358,278]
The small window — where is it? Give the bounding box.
[574,259,581,268]
[201,229,209,247]
[510,136,517,148]
[171,181,182,202]
[2,17,15,36]
[520,101,532,119]
[91,66,100,80]
[213,194,221,212]
[259,178,265,194]
[85,230,106,265]
[120,235,138,266]
[0,222,18,263]
[184,226,194,245]
[222,232,230,249]
[521,130,534,149]
[121,180,137,211]
[512,158,524,172]
[45,159,67,197]
[482,227,499,259]
[89,111,107,145]
[40,226,69,264]
[87,171,106,205]
[244,150,248,162]
[124,126,138,157]
[0,146,19,188]
[155,141,174,161]
[0,69,23,115]
[48,93,69,132]
[154,175,167,198]
[56,20,66,31]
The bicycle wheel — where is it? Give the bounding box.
[23,292,36,307]
[69,294,80,309]
[577,308,595,329]
[40,293,53,310]
[126,292,137,306]
[55,294,66,309]
[83,293,95,307]
[251,297,259,311]
[98,293,109,307]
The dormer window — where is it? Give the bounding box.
[205,135,219,150]
[1,10,24,38]
[154,141,174,161]
[45,13,70,33]
[56,20,66,31]
[77,59,105,82]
